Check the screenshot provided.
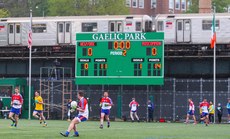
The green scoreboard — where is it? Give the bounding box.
[75,32,164,85]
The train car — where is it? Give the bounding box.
[0,15,152,47]
[154,13,230,46]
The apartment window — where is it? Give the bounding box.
[181,0,186,10]
[157,21,164,31]
[139,0,144,8]
[126,0,131,7]
[151,0,156,9]
[82,23,97,32]
[202,20,220,30]
[187,0,192,7]
[32,24,47,33]
[175,0,180,10]
[132,0,137,8]
[169,0,174,9]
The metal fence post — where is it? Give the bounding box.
[173,78,176,121]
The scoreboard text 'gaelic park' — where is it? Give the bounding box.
[75,32,164,85]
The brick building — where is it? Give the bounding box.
[199,0,211,13]
[126,0,191,16]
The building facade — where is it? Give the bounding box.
[126,0,191,16]
[199,0,211,13]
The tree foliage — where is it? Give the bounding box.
[186,0,199,13]
[1,0,128,17]
[0,8,9,18]
[47,0,129,16]
[212,0,230,13]
[1,0,29,17]
[0,0,47,17]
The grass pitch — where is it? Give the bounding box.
[0,120,229,139]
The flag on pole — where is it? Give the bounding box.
[28,21,32,49]
[210,12,216,49]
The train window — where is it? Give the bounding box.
[16,24,20,33]
[66,23,70,32]
[157,21,164,31]
[185,21,190,31]
[9,25,13,33]
[202,20,219,30]
[59,24,63,33]
[82,23,97,32]
[177,22,182,31]
[110,22,115,32]
[117,22,122,32]
[145,21,152,32]
[32,24,47,33]
[136,22,141,31]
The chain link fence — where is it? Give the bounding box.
[31,78,230,121]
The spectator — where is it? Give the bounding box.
[208,101,214,123]
[227,98,230,123]
[0,98,3,117]
[216,103,223,124]
[147,99,154,122]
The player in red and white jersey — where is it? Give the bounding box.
[129,98,140,122]
[185,98,197,124]
[60,91,88,137]
[9,87,23,127]
[200,99,210,126]
[99,91,113,129]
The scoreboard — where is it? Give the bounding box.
[75,32,164,85]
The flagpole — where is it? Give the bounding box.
[213,5,216,124]
[28,8,32,120]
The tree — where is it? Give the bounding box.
[47,0,129,16]
[0,0,46,17]
[47,0,76,16]
[212,0,230,13]
[0,8,9,18]
[93,0,129,15]
[186,0,199,13]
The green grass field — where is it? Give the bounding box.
[0,120,229,139]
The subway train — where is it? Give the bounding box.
[154,13,230,47]
[0,15,153,47]
[0,13,230,49]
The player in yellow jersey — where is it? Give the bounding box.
[33,91,47,127]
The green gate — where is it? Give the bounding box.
[0,78,33,119]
